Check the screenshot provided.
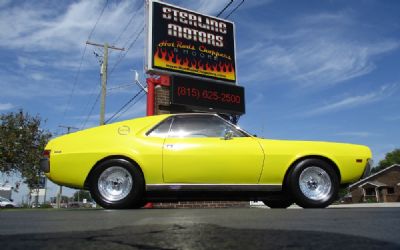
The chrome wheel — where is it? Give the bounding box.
[299,166,332,201]
[98,166,133,201]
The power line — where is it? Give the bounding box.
[112,92,146,122]
[112,10,137,45]
[61,0,109,122]
[88,0,109,41]
[216,0,233,17]
[61,45,87,119]
[81,90,101,129]
[107,83,136,91]
[109,25,145,76]
[105,89,144,124]
[225,0,245,19]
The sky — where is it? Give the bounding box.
[0,0,399,203]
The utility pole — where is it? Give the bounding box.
[86,41,124,125]
[56,125,79,208]
[59,125,79,134]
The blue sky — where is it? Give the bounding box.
[1,0,399,202]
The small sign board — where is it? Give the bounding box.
[171,76,245,114]
[146,0,237,84]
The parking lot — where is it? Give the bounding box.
[1,206,400,249]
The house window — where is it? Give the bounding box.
[387,187,395,194]
[365,188,375,196]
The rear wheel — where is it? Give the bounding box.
[288,159,339,208]
[89,159,145,209]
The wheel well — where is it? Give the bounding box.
[282,156,341,190]
[83,155,144,190]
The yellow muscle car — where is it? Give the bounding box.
[40,113,372,209]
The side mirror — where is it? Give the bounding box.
[223,130,234,140]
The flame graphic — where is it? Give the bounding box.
[154,47,236,81]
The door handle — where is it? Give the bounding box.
[165,144,174,149]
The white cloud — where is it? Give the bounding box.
[0,0,144,52]
[176,1,230,16]
[238,11,400,86]
[0,103,14,111]
[304,84,398,116]
[30,72,46,81]
[0,0,11,9]
[17,56,46,69]
[335,132,378,138]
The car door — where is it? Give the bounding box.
[162,114,265,184]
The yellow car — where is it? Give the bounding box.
[40,113,372,209]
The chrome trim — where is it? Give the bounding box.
[146,184,282,192]
[299,166,332,201]
[98,166,133,201]
[361,159,373,179]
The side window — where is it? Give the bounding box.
[147,117,172,137]
[169,115,246,138]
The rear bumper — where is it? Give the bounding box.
[40,158,50,173]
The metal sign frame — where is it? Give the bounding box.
[145,0,237,84]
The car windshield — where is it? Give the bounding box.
[148,114,250,138]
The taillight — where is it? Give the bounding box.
[43,150,51,158]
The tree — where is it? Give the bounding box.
[73,190,93,202]
[372,149,400,173]
[0,111,52,189]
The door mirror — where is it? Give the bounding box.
[223,130,234,140]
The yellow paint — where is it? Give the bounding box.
[44,114,372,190]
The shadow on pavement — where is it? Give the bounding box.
[1,223,398,250]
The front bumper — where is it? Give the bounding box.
[361,159,373,179]
[40,158,50,173]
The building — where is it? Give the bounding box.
[0,186,12,200]
[349,164,400,203]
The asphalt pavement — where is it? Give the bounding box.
[1,207,400,249]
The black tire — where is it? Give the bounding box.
[262,199,293,209]
[89,159,145,209]
[287,159,339,208]
[5,204,14,208]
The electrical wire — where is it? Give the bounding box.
[62,0,108,124]
[109,25,145,76]
[61,44,87,120]
[225,0,244,19]
[87,0,109,41]
[81,90,101,129]
[105,88,144,124]
[112,92,146,122]
[216,0,234,17]
[112,10,137,46]
[81,22,142,128]
[107,83,136,91]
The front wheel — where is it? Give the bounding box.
[89,159,145,209]
[288,159,339,208]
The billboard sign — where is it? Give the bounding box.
[171,76,245,114]
[146,0,237,83]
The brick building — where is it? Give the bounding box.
[349,164,400,203]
